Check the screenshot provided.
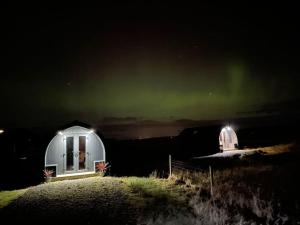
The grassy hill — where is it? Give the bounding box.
[0,176,186,225]
[1,144,300,225]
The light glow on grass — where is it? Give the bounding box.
[0,189,27,208]
[120,177,186,208]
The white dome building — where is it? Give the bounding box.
[219,126,238,151]
[45,125,106,177]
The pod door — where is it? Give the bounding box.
[66,136,74,171]
[78,136,86,170]
[65,135,87,172]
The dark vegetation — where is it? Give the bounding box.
[167,145,300,225]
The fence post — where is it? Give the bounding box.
[169,155,172,178]
[209,165,214,197]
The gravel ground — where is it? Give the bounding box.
[0,177,142,225]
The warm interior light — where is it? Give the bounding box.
[0,129,4,134]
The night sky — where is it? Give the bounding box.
[1,5,300,136]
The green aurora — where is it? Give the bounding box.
[1,7,299,128]
[3,59,297,126]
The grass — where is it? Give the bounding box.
[0,176,187,225]
[143,169,283,225]
[157,153,300,225]
[238,143,297,156]
[258,143,297,154]
[121,176,186,216]
[0,189,27,209]
[122,177,184,200]
[1,143,299,224]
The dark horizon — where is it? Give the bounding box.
[1,114,299,140]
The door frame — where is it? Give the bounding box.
[64,134,88,173]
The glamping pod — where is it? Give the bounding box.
[45,125,105,177]
[219,126,238,151]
